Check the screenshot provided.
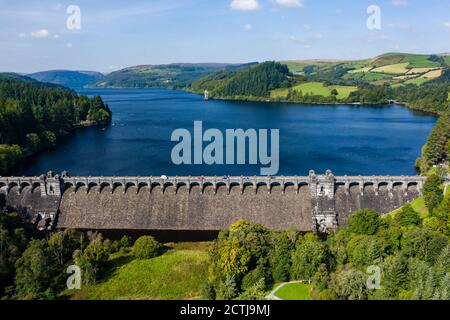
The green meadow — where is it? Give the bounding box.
[270,82,357,100]
[63,242,210,300]
[273,283,312,300]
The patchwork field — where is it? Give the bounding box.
[372,62,410,74]
[270,82,357,100]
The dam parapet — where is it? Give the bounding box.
[0,170,439,234]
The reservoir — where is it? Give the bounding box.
[15,88,437,177]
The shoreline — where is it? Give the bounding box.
[85,86,438,116]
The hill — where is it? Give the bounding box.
[282,53,448,87]
[0,74,111,174]
[27,70,104,88]
[91,63,234,89]
[191,61,292,98]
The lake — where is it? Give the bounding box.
[15,88,436,177]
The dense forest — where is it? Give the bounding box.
[204,173,450,300]
[0,74,112,174]
[191,62,292,98]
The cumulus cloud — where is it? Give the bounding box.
[243,23,253,31]
[18,32,26,38]
[30,29,50,38]
[275,0,305,7]
[230,0,260,11]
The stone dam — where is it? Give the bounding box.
[2,170,445,237]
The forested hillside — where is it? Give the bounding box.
[92,63,231,89]
[191,61,292,98]
[0,74,112,174]
[28,70,104,88]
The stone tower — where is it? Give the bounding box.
[309,170,338,233]
[39,171,62,197]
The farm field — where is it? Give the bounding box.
[372,63,410,74]
[270,82,357,100]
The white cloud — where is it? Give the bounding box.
[230,0,260,11]
[18,32,26,38]
[243,23,253,31]
[275,0,304,7]
[53,34,60,39]
[444,21,450,31]
[30,29,49,38]
[66,42,73,48]
[389,0,408,6]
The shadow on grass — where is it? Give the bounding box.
[99,254,136,283]
[99,245,171,283]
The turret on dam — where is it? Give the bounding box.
[1,170,441,235]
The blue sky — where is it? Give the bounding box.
[0,0,449,73]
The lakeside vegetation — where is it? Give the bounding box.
[0,74,112,175]
[203,175,450,300]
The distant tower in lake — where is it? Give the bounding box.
[204,90,209,101]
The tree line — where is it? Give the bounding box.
[203,173,450,300]
[0,211,162,299]
[0,75,112,174]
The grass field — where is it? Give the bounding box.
[348,66,373,74]
[404,77,432,86]
[420,69,442,79]
[388,196,429,218]
[62,242,210,300]
[404,54,441,68]
[372,63,410,74]
[273,283,312,300]
[270,82,357,100]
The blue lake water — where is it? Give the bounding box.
[15,88,437,177]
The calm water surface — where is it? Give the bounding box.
[15,88,436,176]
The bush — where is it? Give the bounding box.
[216,276,238,300]
[395,205,421,226]
[132,236,162,259]
[291,233,327,280]
[119,235,132,248]
[348,209,381,235]
[241,265,267,291]
[201,281,216,300]
[423,174,443,213]
[238,278,265,300]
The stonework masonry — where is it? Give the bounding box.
[1,170,446,233]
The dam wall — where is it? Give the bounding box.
[0,170,440,233]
